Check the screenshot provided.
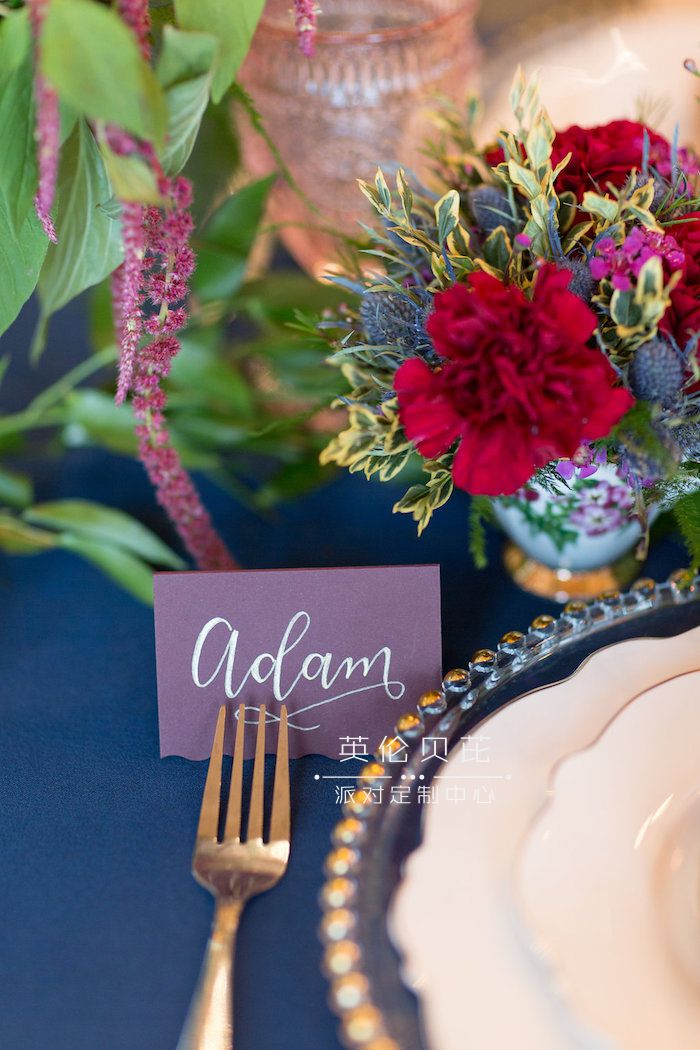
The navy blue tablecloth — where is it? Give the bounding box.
[0,300,685,1050]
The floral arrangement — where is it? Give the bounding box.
[318,70,700,566]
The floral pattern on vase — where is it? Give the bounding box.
[492,464,650,573]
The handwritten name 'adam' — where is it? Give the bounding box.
[191,612,405,727]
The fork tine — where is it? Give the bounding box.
[247,705,266,841]
[269,705,290,843]
[224,703,245,842]
[196,705,226,841]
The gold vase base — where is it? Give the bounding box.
[503,542,642,603]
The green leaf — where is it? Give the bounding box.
[169,334,255,414]
[0,12,49,336]
[58,533,155,603]
[673,490,700,570]
[24,499,185,568]
[198,174,275,254]
[161,72,213,176]
[374,169,391,210]
[482,226,512,273]
[158,25,218,86]
[507,161,541,200]
[0,467,33,509]
[396,169,413,222]
[183,97,240,223]
[42,0,167,145]
[0,8,30,74]
[62,389,138,455]
[174,0,265,103]
[192,175,274,303]
[0,513,57,554]
[434,190,460,244]
[0,10,36,228]
[89,279,118,350]
[98,140,161,204]
[33,120,124,354]
[636,254,664,299]
[0,207,48,339]
[468,495,493,569]
[581,191,618,223]
[157,26,218,175]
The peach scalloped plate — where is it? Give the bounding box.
[515,669,700,1050]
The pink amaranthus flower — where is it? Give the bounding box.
[111,0,150,402]
[130,175,235,570]
[116,0,151,58]
[293,0,319,57]
[108,0,234,570]
[113,199,146,405]
[27,0,60,242]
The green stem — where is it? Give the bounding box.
[0,407,67,438]
[0,346,117,438]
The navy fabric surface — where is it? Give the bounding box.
[0,300,685,1050]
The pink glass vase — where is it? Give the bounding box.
[239,0,479,276]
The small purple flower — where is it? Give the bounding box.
[555,460,576,481]
[556,443,607,482]
[515,233,532,248]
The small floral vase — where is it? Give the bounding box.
[492,464,649,601]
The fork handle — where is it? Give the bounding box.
[177,899,243,1050]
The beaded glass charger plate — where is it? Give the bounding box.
[320,575,700,1050]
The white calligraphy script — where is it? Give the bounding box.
[191,611,406,730]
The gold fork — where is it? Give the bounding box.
[177,703,290,1050]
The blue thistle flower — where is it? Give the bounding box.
[674,421,700,457]
[359,290,435,360]
[559,255,595,302]
[467,186,517,237]
[628,337,684,407]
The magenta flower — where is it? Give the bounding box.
[28,0,60,243]
[108,0,235,571]
[590,226,685,291]
[113,200,146,405]
[293,0,319,57]
[116,0,151,58]
[129,175,235,570]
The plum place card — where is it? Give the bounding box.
[154,565,442,760]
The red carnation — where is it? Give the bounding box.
[549,121,676,202]
[663,211,700,346]
[394,267,634,497]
